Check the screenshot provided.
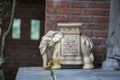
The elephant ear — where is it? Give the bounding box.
[52,31,63,43]
[39,31,54,55]
[39,44,47,56]
[39,31,63,55]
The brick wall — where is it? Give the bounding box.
[45,0,110,68]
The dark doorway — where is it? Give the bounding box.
[3,0,45,80]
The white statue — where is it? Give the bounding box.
[39,31,94,69]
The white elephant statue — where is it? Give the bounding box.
[39,30,94,69]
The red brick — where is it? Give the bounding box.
[45,22,56,33]
[58,8,80,14]
[82,24,106,30]
[95,2,110,9]
[94,17,109,23]
[45,22,56,28]
[70,16,92,22]
[81,9,108,16]
[46,8,56,14]
[81,30,92,37]
[46,1,69,7]
[46,15,68,22]
[92,39,104,45]
[94,54,106,61]
[106,10,110,16]
[93,24,108,30]
[71,1,95,8]
[93,47,107,53]
[94,31,108,37]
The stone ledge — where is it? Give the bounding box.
[15,67,53,80]
[16,67,120,80]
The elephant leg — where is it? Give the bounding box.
[39,44,48,69]
[51,42,61,69]
[51,58,61,69]
[42,53,48,69]
[82,55,94,69]
[81,36,94,69]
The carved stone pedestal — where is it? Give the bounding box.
[58,23,83,66]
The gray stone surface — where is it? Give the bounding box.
[53,69,120,80]
[16,67,120,80]
[53,69,97,80]
[15,67,53,80]
[102,59,119,69]
[84,69,120,80]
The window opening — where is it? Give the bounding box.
[12,18,21,39]
[31,19,40,40]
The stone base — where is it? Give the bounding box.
[62,64,83,69]
[102,58,119,69]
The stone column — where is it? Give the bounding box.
[102,0,120,69]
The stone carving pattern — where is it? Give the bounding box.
[62,35,79,55]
